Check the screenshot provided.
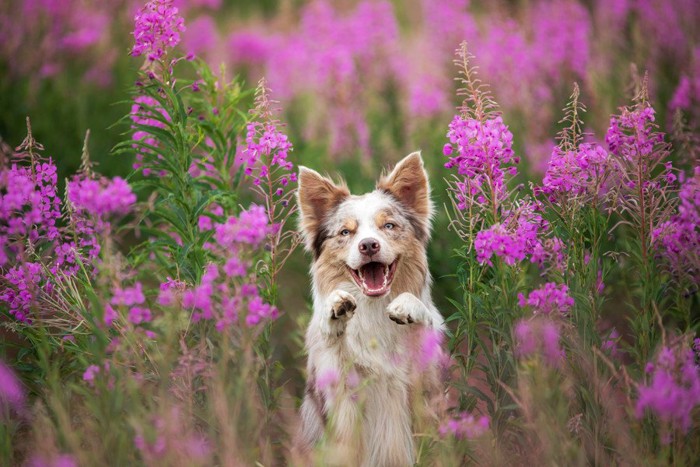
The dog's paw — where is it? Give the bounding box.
[330,290,356,321]
[386,292,424,325]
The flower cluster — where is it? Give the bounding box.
[176,206,279,330]
[654,167,700,284]
[443,116,517,209]
[67,177,136,217]
[0,161,61,251]
[517,283,574,315]
[439,412,490,439]
[0,154,62,322]
[540,143,612,200]
[0,359,25,414]
[514,318,563,366]
[636,343,700,439]
[530,237,567,272]
[605,104,664,163]
[110,282,152,326]
[473,202,549,267]
[132,0,186,62]
[241,122,294,190]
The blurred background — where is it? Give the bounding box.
[1,0,698,376]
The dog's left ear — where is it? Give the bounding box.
[377,151,433,221]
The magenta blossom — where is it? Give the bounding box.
[517,282,574,315]
[444,115,517,210]
[514,318,563,366]
[636,344,700,440]
[439,412,490,439]
[0,360,25,414]
[67,176,136,217]
[132,0,186,62]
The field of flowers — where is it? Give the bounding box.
[1,0,699,465]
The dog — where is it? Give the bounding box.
[295,152,445,466]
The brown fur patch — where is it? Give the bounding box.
[377,152,432,217]
[297,167,350,258]
[390,238,429,298]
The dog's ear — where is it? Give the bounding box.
[297,166,350,256]
[377,151,432,221]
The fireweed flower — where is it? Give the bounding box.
[474,201,550,267]
[530,236,566,273]
[0,360,25,414]
[517,282,574,316]
[514,318,563,366]
[67,177,136,217]
[443,115,517,211]
[184,206,279,330]
[241,118,295,190]
[636,344,700,439]
[111,283,152,326]
[653,167,700,284]
[540,143,612,200]
[132,0,186,62]
[606,105,664,163]
[439,412,490,439]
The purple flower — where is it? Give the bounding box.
[541,143,612,200]
[132,0,186,62]
[245,295,278,327]
[128,306,152,325]
[104,304,117,327]
[241,121,294,189]
[654,167,700,284]
[605,105,663,162]
[67,176,136,217]
[474,201,547,267]
[212,205,271,249]
[517,282,574,315]
[636,344,700,439]
[0,360,25,414]
[444,115,517,210]
[83,364,100,383]
[514,318,563,366]
[601,328,621,358]
[112,283,146,307]
[439,412,490,439]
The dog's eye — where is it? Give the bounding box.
[340,229,351,236]
[384,223,395,230]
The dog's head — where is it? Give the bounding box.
[297,152,433,298]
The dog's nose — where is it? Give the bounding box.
[358,238,381,256]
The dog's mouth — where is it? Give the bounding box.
[347,260,398,297]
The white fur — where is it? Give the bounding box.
[298,155,445,466]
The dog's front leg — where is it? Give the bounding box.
[319,289,357,338]
[386,292,444,330]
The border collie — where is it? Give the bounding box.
[296,152,445,466]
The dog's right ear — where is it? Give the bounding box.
[297,166,350,256]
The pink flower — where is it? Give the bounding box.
[444,115,517,210]
[67,177,136,217]
[83,364,100,383]
[517,282,574,315]
[112,283,146,307]
[514,318,563,366]
[128,306,152,325]
[439,412,490,439]
[0,360,25,414]
[636,345,700,438]
[132,0,186,62]
[104,304,117,327]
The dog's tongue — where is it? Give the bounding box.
[360,262,385,289]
